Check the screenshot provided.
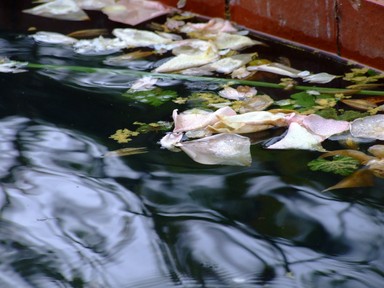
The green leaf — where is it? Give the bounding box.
[290,91,315,108]
[122,87,177,106]
[308,155,360,176]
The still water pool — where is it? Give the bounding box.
[1,22,384,288]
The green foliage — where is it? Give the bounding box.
[133,121,173,133]
[122,88,178,106]
[308,155,361,176]
[290,91,315,108]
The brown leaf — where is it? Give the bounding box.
[340,99,377,111]
[320,149,375,164]
[67,28,108,39]
[323,169,374,191]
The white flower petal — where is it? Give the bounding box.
[179,133,252,166]
[351,115,384,140]
[267,122,325,151]
[31,31,78,45]
[302,72,338,84]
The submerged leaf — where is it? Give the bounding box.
[104,147,148,157]
[308,155,360,176]
[179,133,252,166]
[123,87,177,106]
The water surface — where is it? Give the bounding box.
[0,27,384,288]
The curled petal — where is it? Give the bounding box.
[267,122,326,151]
[210,111,287,134]
[159,132,183,152]
[31,31,77,45]
[368,145,384,159]
[173,107,236,133]
[179,133,252,166]
[113,28,172,47]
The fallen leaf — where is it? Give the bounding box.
[179,133,252,166]
[67,28,108,38]
[324,169,374,191]
[104,147,148,157]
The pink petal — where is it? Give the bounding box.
[173,107,237,133]
[102,0,172,26]
[302,114,350,138]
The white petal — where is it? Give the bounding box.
[159,132,183,152]
[351,115,384,140]
[23,0,89,21]
[302,72,338,84]
[73,36,126,55]
[31,31,77,45]
[112,28,172,47]
[267,122,325,151]
[180,133,252,166]
[213,33,262,50]
[247,63,302,78]
[301,114,350,138]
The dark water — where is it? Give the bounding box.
[1,27,384,288]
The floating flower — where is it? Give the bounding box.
[130,76,158,91]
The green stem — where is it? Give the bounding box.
[27,63,384,96]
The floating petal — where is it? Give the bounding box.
[180,18,238,34]
[208,53,255,74]
[267,122,325,151]
[0,57,28,73]
[31,31,78,45]
[159,132,183,152]
[218,86,257,100]
[179,133,252,166]
[173,107,236,133]
[73,36,126,55]
[130,76,158,91]
[154,42,219,73]
[23,0,89,21]
[301,114,350,138]
[76,0,115,10]
[350,114,384,140]
[102,0,172,26]
[302,72,338,84]
[247,62,302,78]
[113,28,173,47]
[210,111,287,134]
[212,33,262,50]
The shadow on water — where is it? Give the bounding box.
[0,7,384,288]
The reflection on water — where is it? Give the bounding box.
[0,31,384,288]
